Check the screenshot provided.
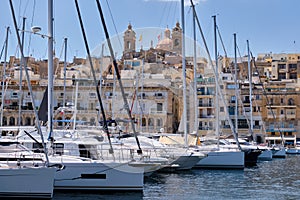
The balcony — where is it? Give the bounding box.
[198,103,213,107]
[199,115,215,119]
[266,128,297,133]
[286,111,296,119]
[199,126,213,130]
[278,68,287,73]
[149,108,166,114]
[267,111,276,118]
[11,94,19,99]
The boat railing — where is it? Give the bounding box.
[33,144,179,164]
[0,149,45,167]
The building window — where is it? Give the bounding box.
[9,117,15,126]
[142,118,146,127]
[90,118,95,126]
[2,116,7,126]
[89,93,96,98]
[127,41,131,49]
[140,103,145,112]
[290,73,297,79]
[157,118,162,127]
[278,64,286,69]
[25,117,31,126]
[148,118,154,127]
[198,99,203,106]
[155,93,163,98]
[90,103,94,110]
[278,73,286,80]
[231,96,236,103]
[208,98,213,106]
[288,98,294,105]
[157,103,163,111]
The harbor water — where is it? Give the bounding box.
[53,155,300,200]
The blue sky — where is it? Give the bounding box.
[1,0,300,62]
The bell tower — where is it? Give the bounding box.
[172,21,182,55]
[123,23,136,54]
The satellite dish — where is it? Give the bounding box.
[31,26,42,33]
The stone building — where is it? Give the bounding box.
[2,22,300,147]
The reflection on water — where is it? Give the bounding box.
[53,155,300,200]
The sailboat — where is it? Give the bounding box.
[0,163,57,199]
[190,9,244,169]
[0,2,58,199]
[3,0,149,191]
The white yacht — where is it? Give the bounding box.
[118,135,206,171]
[157,135,245,169]
[16,127,163,175]
[0,140,57,199]
[1,133,147,191]
[223,138,273,162]
[0,165,57,199]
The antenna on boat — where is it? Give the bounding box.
[74,0,115,155]
[95,0,143,154]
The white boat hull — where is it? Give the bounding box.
[286,148,299,154]
[194,151,244,169]
[170,154,203,170]
[258,149,273,161]
[51,158,144,191]
[0,166,56,199]
[272,149,286,158]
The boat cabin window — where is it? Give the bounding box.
[0,142,26,153]
[53,143,64,155]
[32,143,44,153]
[78,144,98,159]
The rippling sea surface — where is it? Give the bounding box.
[53,155,300,200]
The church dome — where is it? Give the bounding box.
[156,27,172,51]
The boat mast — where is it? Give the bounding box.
[190,1,241,150]
[95,0,143,154]
[72,81,79,132]
[63,38,67,130]
[9,0,50,165]
[140,59,145,132]
[181,0,188,147]
[74,0,115,155]
[234,33,238,139]
[192,3,198,135]
[48,0,54,143]
[18,17,26,126]
[213,15,220,148]
[247,40,254,139]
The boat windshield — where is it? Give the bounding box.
[0,141,31,153]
